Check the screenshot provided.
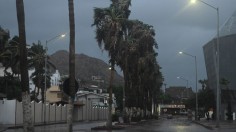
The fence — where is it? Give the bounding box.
[0,99,108,125]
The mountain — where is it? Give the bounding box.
[49,50,124,88]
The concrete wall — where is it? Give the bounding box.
[0,100,16,124]
[0,99,108,125]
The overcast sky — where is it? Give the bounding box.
[1,0,236,91]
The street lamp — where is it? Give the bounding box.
[44,34,65,102]
[179,51,198,120]
[190,0,220,127]
[44,33,65,124]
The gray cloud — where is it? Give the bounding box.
[1,0,236,91]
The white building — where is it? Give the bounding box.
[50,70,61,86]
[0,65,61,96]
[29,69,61,92]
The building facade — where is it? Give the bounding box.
[203,10,236,119]
[165,86,194,104]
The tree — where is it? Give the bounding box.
[185,87,215,114]
[28,42,45,101]
[0,36,22,100]
[28,41,56,102]
[113,85,123,111]
[1,36,21,77]
[67,0,76,131]
[119,20,159,114]
[198,79,208,90]
[93,0,162,122]
[0,26,10,61]
[16,0,34,131]
[93,2,126,128]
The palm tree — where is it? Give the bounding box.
[16,0,34,131]
[93,0,162,122]
[198,79,208,90]
[0,37,21,100]
[0,27,10,57]
[0,36,21,76]
[67,0,76,131]
[123,20,158,109]
[28,42,53,102]
[93,2,126,128]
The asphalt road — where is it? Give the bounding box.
[3,116,236,132]
[123,116,212,132]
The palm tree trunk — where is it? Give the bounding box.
[122,55,128,121]
[67,97,74,131]
[67,0,75,131]
[107,64,115,129]
[16,0,34,131]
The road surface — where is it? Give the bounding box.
[4,116,236,132]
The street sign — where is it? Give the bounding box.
[63,78,79,97]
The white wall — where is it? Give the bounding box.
[0,100,16,124]
[0,99,108,125]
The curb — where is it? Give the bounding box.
[2,121,105,131]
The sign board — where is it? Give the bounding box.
[63,78,79,97]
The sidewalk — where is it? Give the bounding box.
[0,120,148,132]
[0,125,8,132]
[0,121,105,132]
[194,119,236,130]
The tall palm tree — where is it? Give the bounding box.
[118,20,161,118]
[16,0,34,131]
[67,0,75,131]
[93,2,126,128]
[1,36,21,77]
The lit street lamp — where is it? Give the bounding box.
[44,33,65,124]
[179,51,198,120]
[44,34,65,102]
[190,0,220,127]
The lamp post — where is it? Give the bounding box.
[177,76,189,98]
[44,33,65,124]
[179,51,198,120]
[190,0,220,127]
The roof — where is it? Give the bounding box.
[76,92,108,98]
[219,10,236,37]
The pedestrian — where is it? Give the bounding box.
[211,112,215,120]
[206,111,209,121]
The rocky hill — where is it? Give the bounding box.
[49,50,124,88]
